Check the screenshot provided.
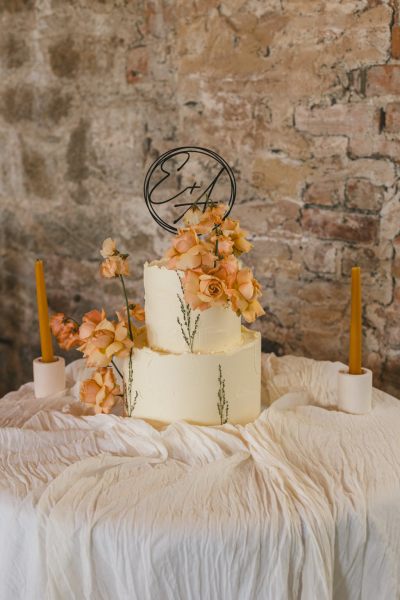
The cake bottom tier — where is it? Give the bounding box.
[123,328,261,426]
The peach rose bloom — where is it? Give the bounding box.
[174,229,198,254]
[165,228,198,268]
[50,313,80,351]
[79,309,105,342]
[195,204,227,234]
[166,227,216,271]
[197,274,228,306]
[100,238,117,258]
[211,255,239,288]
[80,317,134,368]
[210,233,234,257]
[175,242,216,271]
[80,367,121,414]
[229,268,265,323]
[59,329,80,351]
[184,270,228,311]
[221,218,252,255]
[183,270,207,310]
[242,299,265,323]
[235,268,259,301]
[100,255,130,278]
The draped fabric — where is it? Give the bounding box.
[0,355,399,600]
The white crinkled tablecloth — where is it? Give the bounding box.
[0,354,400,600]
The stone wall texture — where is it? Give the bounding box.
[0,0,399,397]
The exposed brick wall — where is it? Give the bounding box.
[0,0,399,397]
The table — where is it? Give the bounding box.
[0,354,399,600]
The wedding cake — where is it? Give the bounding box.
[123,261,261,425]
[123,202,264,426]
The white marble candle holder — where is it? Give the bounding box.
[33,356,66,399]
[337,367,372,414]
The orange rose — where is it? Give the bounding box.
[183,270,208,310]
[79,317,134,367]
[228,268,265,323]
[100,255,130,278]
[211,255,239,288]
[184,270,228,311]
[221,218,252,255]
[165,228,199,268]
[99,238,130,278]
[175,242,216,271]
[194,204,227,234]
[198,274,228,306]
[79,309,104,341]
[50,313,80,351]
[210,233,234,257]
[80,367,121,414]
[166,227,216,271]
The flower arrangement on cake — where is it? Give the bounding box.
[165,203,264,324]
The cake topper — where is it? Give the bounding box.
[143,146,236,234]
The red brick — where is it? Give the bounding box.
[385,102,400,133]
[303,181,342,207]
[301,207,379,243]
[295,103,380,137]
[391,24,400,59]
[345,178,383,211]
[349,134,400,163]
[366,65,400,96]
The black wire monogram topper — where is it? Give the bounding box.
[143,147,237,234]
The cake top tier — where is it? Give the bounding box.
[144,261,242,354]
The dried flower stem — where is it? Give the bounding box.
[124,349,138,416]
[176,274,200,352]
[120,274,134,341]
[217,364,229,425]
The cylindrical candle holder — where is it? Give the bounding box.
[33,356,66,399]
[337,367,372,414]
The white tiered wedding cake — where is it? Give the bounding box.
[123,260,261,425]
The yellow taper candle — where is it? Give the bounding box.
[349,266,362,375]
[35,259,55,363]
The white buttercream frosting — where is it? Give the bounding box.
[144,261,242,354]
[124,328,261,426]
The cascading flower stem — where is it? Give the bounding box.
[51,238,145,416]
[120,274,134,341]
